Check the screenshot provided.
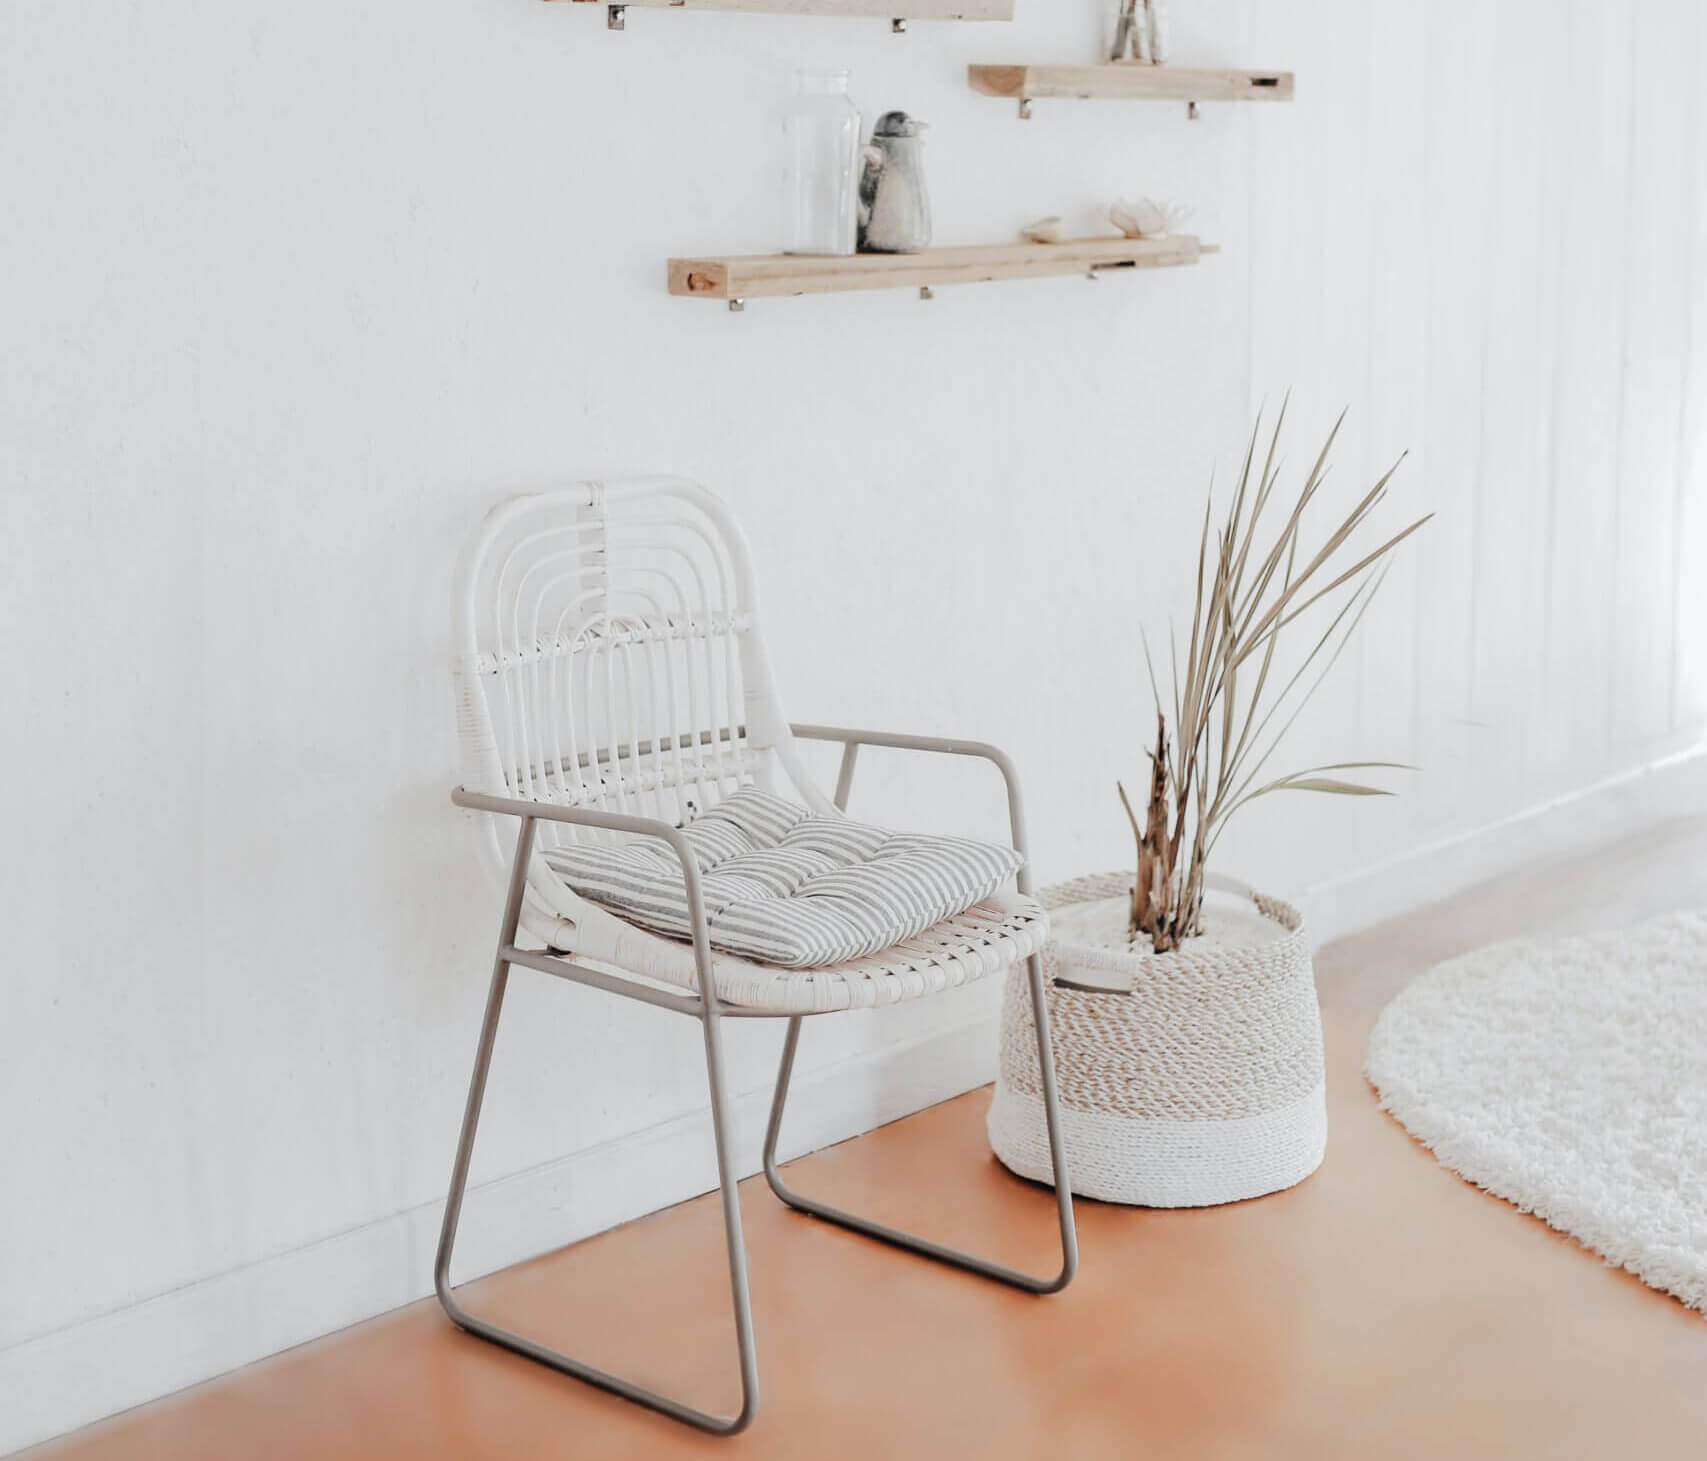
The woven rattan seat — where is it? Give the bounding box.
[547,884,1050,1013]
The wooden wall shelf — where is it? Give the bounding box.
[669,235,1216,309]
[563,0,1011,30]
[968,63,1294,117]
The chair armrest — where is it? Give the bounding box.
[453,786,692,848]
[450,787,718,1001]
[786,724,1035,893]
[789,723,1010,768]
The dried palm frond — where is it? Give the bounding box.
[1127,405,1428,952]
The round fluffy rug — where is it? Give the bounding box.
[1365,911,1707,1314]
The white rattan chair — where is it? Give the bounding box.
[439,477,1077,1435]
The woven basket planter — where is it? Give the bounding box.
[987,871,1326,1207]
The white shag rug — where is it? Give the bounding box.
[1365,911,1707,1314]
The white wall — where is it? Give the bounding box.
[2,0,1704,1447]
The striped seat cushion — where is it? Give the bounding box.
[540,786,1023,969]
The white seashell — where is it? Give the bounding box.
[1021,216,1064,245]
[1109,196,1192,239]
[1152,198,1191,234]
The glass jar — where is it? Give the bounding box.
[782,70,862,257]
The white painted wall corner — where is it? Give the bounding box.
[1300,744,1707,946]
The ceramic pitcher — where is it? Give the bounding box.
[857,112,931,254]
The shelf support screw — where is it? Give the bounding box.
[1186,100,1200,120]
[891,17,907,32]
[919,286,934,301]
[1018,97,1033,120]
[607,4,626,29]
[728,298,745,313]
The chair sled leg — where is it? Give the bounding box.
[433,818,760,1435]
[761,950,1078,1294]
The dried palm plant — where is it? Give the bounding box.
[1121,406,1429,952]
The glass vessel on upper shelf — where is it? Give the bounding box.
[783,70,862,257]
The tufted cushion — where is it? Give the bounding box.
[540,786,1024,968]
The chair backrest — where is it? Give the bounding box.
[452,478,832,896]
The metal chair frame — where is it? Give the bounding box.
[438,483,1076,1435]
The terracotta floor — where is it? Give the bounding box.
[28,816,1707,1459]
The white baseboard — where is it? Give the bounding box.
[0,1006,1003,1457]
[1298,746,1707,946]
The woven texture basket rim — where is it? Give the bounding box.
[1039,871,1305,979]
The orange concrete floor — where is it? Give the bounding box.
[26,815,1707,1459]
